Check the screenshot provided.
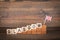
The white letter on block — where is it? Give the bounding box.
[36,23,42,28]
[22,27,27,32]
[7,29,12,35]
[17,28,22,33]
[11,29,17,34]
[26,25,31,30]
[30,24,37,29]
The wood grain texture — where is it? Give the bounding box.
[0,1,60,27]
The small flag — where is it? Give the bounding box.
[45,15,52,21]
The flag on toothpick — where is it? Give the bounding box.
[45,15,52,21]
[44,15,52,24]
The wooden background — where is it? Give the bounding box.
[0,1,60,27]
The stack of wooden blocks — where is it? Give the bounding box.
[18,25,46,34]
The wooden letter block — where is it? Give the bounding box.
[36,28,42,34]
[22,32,27,34]
[11,29,17,34]
[27,30,32,34]
[17,28,22,34]
[42,25,46,34]
[31,29,37,34]
[22,27,27,34]
[7,29,17,34]
[7,29,12,35]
